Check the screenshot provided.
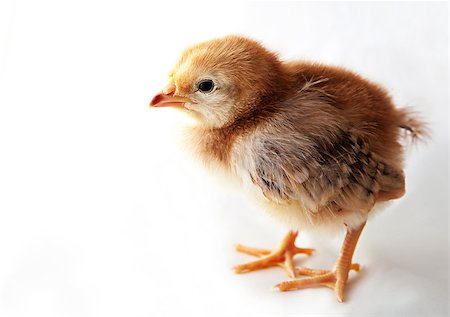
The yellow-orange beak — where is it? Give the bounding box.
[150,83,192,108]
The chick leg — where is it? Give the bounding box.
[234,231,314,278]
[274,222,366,302]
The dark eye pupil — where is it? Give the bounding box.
[198,80,214,92]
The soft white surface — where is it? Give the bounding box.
[0,1,448,316]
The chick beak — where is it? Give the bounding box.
[150,82,192,108]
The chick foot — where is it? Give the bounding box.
[274,222,366,302]
[234,231,314,278]
[275,263,360,302]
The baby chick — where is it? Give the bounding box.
[150,35,426,302]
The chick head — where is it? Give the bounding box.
[150,35,283,128]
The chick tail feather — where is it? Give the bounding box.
[397,108,430,143]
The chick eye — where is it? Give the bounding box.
[197,79,215,93]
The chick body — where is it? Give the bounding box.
[186,52,422,232]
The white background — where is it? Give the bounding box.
[0,1,448,316]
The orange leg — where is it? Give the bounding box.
[234,231,314,278]
[275,222,366,302]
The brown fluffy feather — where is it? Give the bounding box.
[168,35,427,230]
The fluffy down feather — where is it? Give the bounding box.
[167,35,427,231]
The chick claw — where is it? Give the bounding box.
[233,231,314,278]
